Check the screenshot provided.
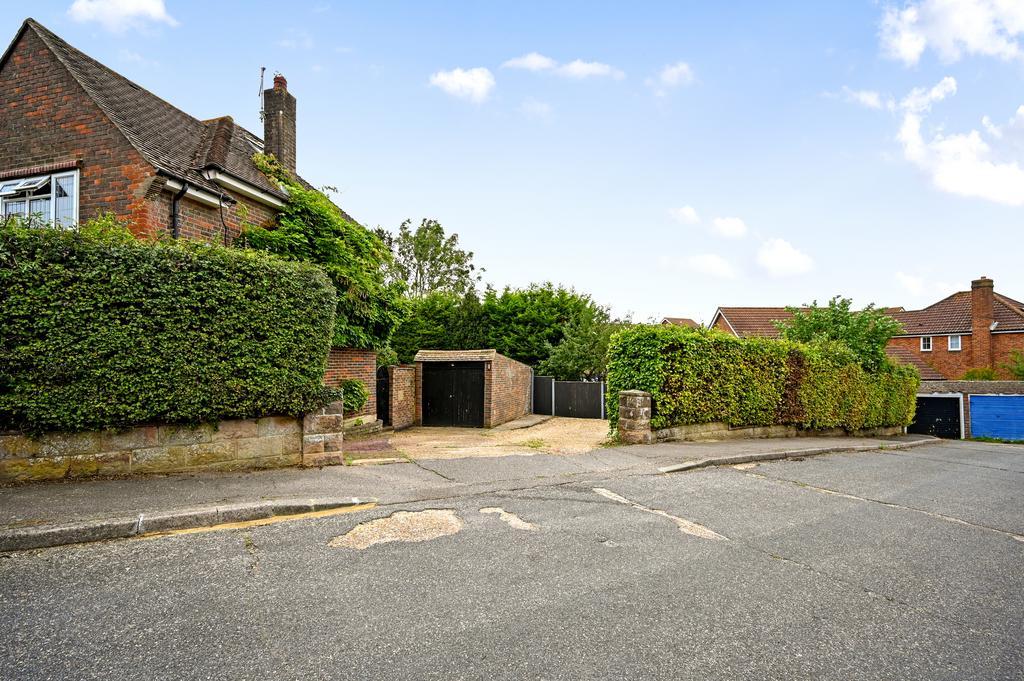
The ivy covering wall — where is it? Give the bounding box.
[606,325,919,432]
[0,220,339,434]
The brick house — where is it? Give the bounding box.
[708,277,1024,380]
[0,18,377,420]
[660,317,699,328]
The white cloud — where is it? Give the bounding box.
[685,254,737,279]
[556,59,625,80]
[68,0,177,32]
[757,239,813,277]
[519,97,551,119]
[278,29,315,50]
[646,61,695,96]
[880,0,1024,66]
[502,52,557,71]
[895,77,1024,205]
[841,86,884,109]
[670,206,700,224]
[429,67,496,103]
[710,216,748,239]
[896,271,961,298]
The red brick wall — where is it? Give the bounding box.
[486,354,533,427]
[388,365,416,431]
[324,348,377,418]
[0,29,279,245]
[887,335,975,380]
[712,316,735,335]
[993,333,1024,379]
[414,362,424,425]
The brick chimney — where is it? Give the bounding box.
[971,276,994,369]
[263,73,296,174]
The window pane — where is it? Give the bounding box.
[54,174,76,226]
[3,199,27,217]
[29,197,51,219]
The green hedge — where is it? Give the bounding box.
[0,222,339,434]
[607,325,918,432]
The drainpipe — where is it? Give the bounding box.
[170,181,190,239]
[217,192,230,246]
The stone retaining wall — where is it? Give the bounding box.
[617,390,905,445]
[1,402,347,484]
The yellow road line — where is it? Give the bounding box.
[137,503,378,540]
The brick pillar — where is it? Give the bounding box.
[618,390,653,444]
[972,277,994,369]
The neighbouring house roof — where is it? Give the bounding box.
[891,291,1024,336]
[4,19,358,223]
[884,347,946,380]
[414,349,498,362]
[661,317,699,328]
[711,307,797,338]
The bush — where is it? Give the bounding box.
[606,325,918,433]
[962,367,998,380]
[0,220,339,434]
[340,378,369,414]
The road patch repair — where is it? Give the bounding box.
[593,488,727,541]
[480,507,537,531]
[329,509,463,550]
[0,498,376,552]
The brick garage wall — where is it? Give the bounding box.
[324,348,377,419]
[486,354,533,428]
[388,365,416,431]
[414,362,424,425]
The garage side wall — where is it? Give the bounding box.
[487,354,533,428]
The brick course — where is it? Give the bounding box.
[324,348,377,419]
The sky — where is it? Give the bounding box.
[8,1,1024,322]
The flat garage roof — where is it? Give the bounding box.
[414,350,498,362]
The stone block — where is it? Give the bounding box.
[212,420,259,441]
[321,432,344,453]
[100,426,158,452]
[157,423,215,447]
[235,433,301,460]
[190,454,299,473]
[37,431,102,458]
[303,413,346,435]
[67,451,132,478]
[257,416,302,438]
[303,450,345,467]
[131,441,236,473]
[0,434,42,459]
[323,401,346,415]
[302,434,325,455]
[0,456,71,483]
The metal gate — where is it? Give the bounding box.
[422,361,485,427]
[909,395,962,439]
[376,366,390,426]
[533,376,606,419]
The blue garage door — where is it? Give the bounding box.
[970,395,1024,440]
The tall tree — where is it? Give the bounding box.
[775,296,903,372]
[537,305,627,380]
[376,219,482,297]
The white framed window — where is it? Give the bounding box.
[0,170,78,227]
[948,335,962,352]
[920,336,932,352]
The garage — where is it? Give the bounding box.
[909,395,962,439]
[414,350,533,428]
[970,395,1024,441]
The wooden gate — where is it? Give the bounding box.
[533,376,606,419]
[422,361,485,427]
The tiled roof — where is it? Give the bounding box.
[884,347,946,380]
[892,291,1024,335]
[414,350,498,362]
[714,307,799,338]
[12,19,358,224]
[661,317,699,328]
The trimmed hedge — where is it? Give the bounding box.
[607,325,919,432]
[0,222,339,434]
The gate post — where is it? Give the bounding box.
[618,390,653,444]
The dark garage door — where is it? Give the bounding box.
[422,362,485,427]
[909,396,961,439]
[970,395,1024,441]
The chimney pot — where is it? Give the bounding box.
[273,74,287,91]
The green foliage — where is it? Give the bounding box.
[606,324,919,433]
[376,346,399,368]
[1002,350,1024,380]
[241,153,407,350]
[775,296,904,372]
[0,219,339,435]
[340,379,369,414]
[537,304,627,380]
[962,367,998,380]
[375,219,482,297]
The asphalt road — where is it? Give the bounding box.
[1,441,1022,680]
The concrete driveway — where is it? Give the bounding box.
[1,440,1021,680]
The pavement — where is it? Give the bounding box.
[0,438,1021,680]
[0,434,932,550]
